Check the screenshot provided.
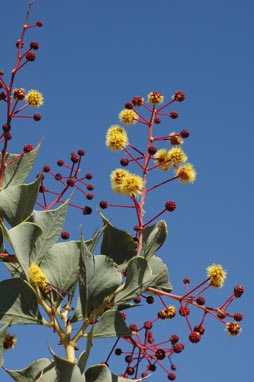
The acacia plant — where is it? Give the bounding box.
[0,2,244,382]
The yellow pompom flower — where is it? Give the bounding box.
[169,132,183,146]
[26,90,43,108]
[226,322,241,336]
[120,173,143,195]
[165,306,176,319]
[3,333,17,350]
[119,109,137,125]
[175,163,196,183]
[154,149,172,171]
[207,264,227,288]
[147,91,164,105]
[168,147,187,165]
[28,263,48,290]
[111,169,129,194]
[106,125,128,151]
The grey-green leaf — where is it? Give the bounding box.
[100,213,137,270]
[78,326,94,374]
[0,142,41,189]
[85,364,144,382]
[79,238,122,318]
[5,358,56,382]
[9,222,43,280]
[148,256,172,292]
[142,220,168,260]
[93,310,132,339]
[0,279,43,325]
[49,346,85,382]
[27,200,69,265]
[40,241,80,306]
[0,321,10,367]
[0,176,42,227]
[114,257,160,305]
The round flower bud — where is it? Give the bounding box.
[99,200,108,209]
[158,310,166,319]
[189,331,201,343]
[43,165,50,173]
[171,365,176,371]
[168,373,176,380]
[33,113,42,121]
[170,334,179,344]
[234,285,244,297]
[67,178,75,187]
[16,40,24,49]
[173,343,184,353]
[125,102,134,109]
[61,232,70,240]
[85,173,93,180]
[234,312,243,322]
[126,367,134,376]
[179,306,190,316]
[39,185,45,193]
[30,41,39,50]
[13,88,25,100]
[196,296,205,305]
[5,133,12,141]
[194,325,205,335]
[78,149,85,156]
[148,364,156,372]
[86,193,94,200]
[146,296,154,304]
[71,153,79,163]
[115,348,122,356]
[83,206,92,215]
[147,91,164,105]
[23,144,34,153]
[0,70,4,75]
[141,372,148,378]
[3,334,17,350]
[165,201,176,212]
[120,158,129,166]
[144,321,152,329]
[181,129,190,138]
[133,296,141,303]
[226,322,241,336]
[120,312,127,320]
[26,52,36,62]
[2,124,10,132]
[132,96,143,106]
[36,20,43,27]
[125,355,133,363]
[0,92,7,100]
[57,159,64,166]
[154,117,161,124]
[87,184,94,191]
[129,324,138,332]
[217,310,226,319]
[174,91,185,102]
[55,173,62,181]
[155,349,165,360]
[169,111,178,119]
[148,146,157,155]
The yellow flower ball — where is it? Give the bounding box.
[175,163,196,183]
[106,125,128,151]
[147,91,164,105]
[26,90,43,108]
[111,169,129,194]
[154,149,172,171]
[207,264,227,288]
[168,147,187,165]
[119,109,137,125]
[28,263,48,289]
[120,173,143,195]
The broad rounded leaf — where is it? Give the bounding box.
[49,345,85,382]
[148,256,172,292]
[5,358,56,382]
[100,212,137,270]
[85,364,145,382]
[142,220,168,260]
[0,279,43,325]
[0,176,42,227]
[93,310,132,338]
[0,142,40,189]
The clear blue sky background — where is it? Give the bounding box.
[0,0,253,381]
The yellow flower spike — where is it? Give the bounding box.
[119,109,137,125]
[207,264,227,288]
[226,322,241,336]
[110,168,129,194]
[168,147,187,165]
[147,91,164,105]
[106,125,128,151]
[120,173,143,196]
[169,132,183,146]
[154,149,172,171]
[26,89,43,108]
[28,263,48,290]
[175,163,196,183]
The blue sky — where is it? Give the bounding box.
[0,0,253,381]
